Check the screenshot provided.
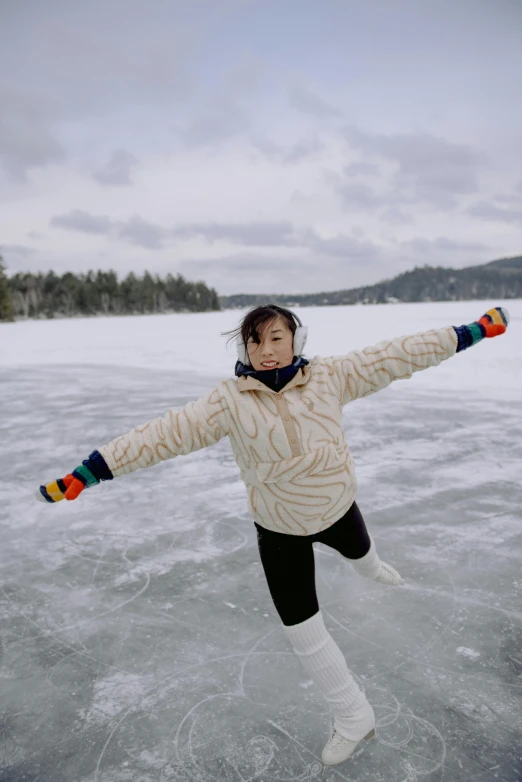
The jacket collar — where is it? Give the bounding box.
[236,356,311,394]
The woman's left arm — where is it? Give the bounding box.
[329,306,510,405]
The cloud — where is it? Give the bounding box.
[117,216,169,249]
[50,212,302,249]
[289,189,316,205]
[400,236,492,256]
[343,161,380,177]
[172,220,299,246]
[466,200,522,225]
[185,253,293,275]
[178,254,291,294]
[300,229,381,261]
[178,102,249,146]
[325,169,416,220]
[326,173,417,225]
[0,88,66,180]
[493,192,522,205]
[0,244,35,261]
[93,149,137,186]
[179,252,310,294]
[250,134,323,164]
[482,185,522,207]
[50,209,113,235]
[223,57,266,94]
[379,206,415,224]
[288,84,343,118]
[1,4,196,121]
[341,126,481,208]
[48,211,386,265]
[333,181,387,211]
[179,242,385,295]
[174,223,381,264]
[50,210,169,249]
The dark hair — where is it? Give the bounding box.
[223,304,300,347]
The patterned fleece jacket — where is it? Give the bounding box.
[99,327,458,535]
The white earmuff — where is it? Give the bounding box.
[293,325,308,356]
[236,319,308,366]
[236,338,249,365]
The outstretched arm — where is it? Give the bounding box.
[37,385,230,503]
[328,306,509,405]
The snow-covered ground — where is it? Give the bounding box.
[1,301,521,781]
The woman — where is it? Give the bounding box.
[37,303,509,767]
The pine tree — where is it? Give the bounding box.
[0,256,14,322]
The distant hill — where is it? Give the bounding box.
[482,255,522,270]
[219,254,522,309]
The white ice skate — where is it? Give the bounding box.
[350,535,403,585]
[321,726,376,766]
[374,560,403,585]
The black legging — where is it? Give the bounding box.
[255,501,371,627]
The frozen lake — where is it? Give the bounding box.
[1,301,521,781]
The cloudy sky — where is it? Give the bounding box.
[1,0,521,295]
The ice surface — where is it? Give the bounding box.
[1,301,521,781]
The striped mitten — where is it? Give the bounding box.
[37,450,113,503]
[454,306,510,352]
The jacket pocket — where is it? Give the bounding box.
[256,443,342,484]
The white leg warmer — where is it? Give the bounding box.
[282,610,375,741]
[350,535,403,585]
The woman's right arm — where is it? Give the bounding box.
[38,385,230,503]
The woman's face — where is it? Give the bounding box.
[246,317,295,371]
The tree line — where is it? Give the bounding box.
[0,258,220,321]
[2,253,520,323]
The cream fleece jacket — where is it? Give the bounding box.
[99,327,458,535]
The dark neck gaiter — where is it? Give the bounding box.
[235,356,309,392]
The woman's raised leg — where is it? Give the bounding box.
[317,502,403,586]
